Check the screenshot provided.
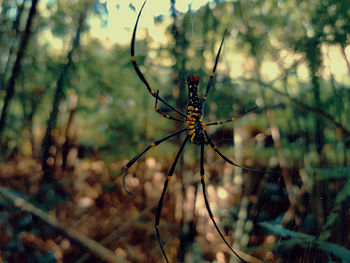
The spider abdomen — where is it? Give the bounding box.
[186,74,206,144]
[186,112,205,144]
[188,122,205,145]
[186,104,205,144]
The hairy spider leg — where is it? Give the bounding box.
[155,90,186,122]
[205,106,258,126]
[200,142,248,263]
[131,1,187,118]
[205,132,278,174]
[155,136,189,263]
[201,29,227,117]
[122,128,187,194]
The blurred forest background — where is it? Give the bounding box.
[0,0,349,262]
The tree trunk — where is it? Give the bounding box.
[310,60,324,158]
[0,0,38,140]
[0,0,26,92]
[38,11,86,202]
[62,105,77,171]
[169,1,191,261]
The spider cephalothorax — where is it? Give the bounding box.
[122,2,277,263]
[186,75,205,144]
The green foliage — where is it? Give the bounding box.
[260,222,350,262]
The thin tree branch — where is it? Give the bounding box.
[0,187,127,263]
[238,72,350,137]
[76,205,155,263]
[260,80,350,137]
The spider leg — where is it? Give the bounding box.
[205,106,257,126]
[154,90,186,122]
[201,29,227,116]
[131,2,187,118]
[200,142,248,263]
[155,136,189,263]
[122,128,187,194]
[204,132,279,174]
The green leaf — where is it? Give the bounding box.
[311,167,350,181]
[335,177,350,203]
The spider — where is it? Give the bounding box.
[122,2,275,262]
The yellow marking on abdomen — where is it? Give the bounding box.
[131,56,135,62]
[186,120,195,125]
[191,133,196,142]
